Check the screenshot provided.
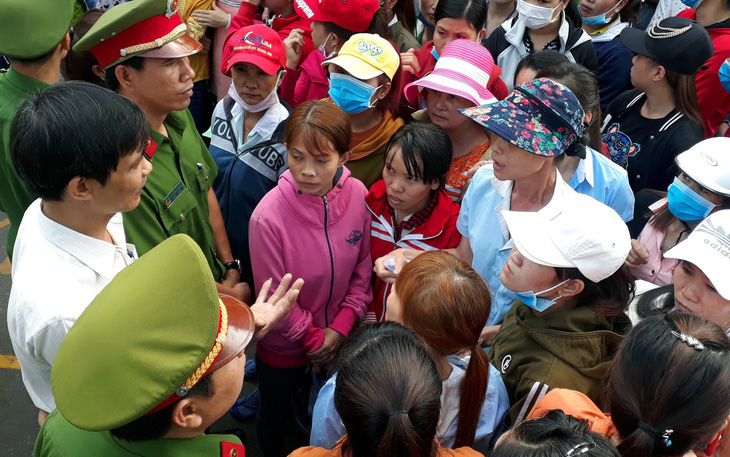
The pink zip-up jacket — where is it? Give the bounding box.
[249,168,373,368]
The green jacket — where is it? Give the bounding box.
[34,410,244,457]
[123,109,224,280]
[391,21,421,53]
[0,68,46,259]
[489,300,632,425]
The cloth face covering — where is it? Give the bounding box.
[329,72,382,114]
[667,176,718,223]
[517,0,563,30]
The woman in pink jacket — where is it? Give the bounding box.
[249,100,373,457]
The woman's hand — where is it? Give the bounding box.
[307,328,345,367]
[401,48,421,75]
[250,274,304,342]
[284,28,306,69]
[478,325,500,348]
[192,3,230,28]
[625,239,649,268]
[373,249,422,284]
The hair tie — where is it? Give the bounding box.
[566,441,597,457]
[638,421,673,447]
[388,410,408,417]
[671,330,705,351]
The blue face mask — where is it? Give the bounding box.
[667,176,718,222]
[514,280,569,312]
[328,73,382,114]
[581,2,621,25]
[418,12,436,31]
[719,59,730,94]
[431,47,439,61]
[680,0,702,8]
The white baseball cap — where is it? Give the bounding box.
[502,193,631,283]
[676,137,730,198]
[665,210,730,300]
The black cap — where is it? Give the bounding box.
[619,17,714,75]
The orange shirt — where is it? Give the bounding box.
[445,141,491,201]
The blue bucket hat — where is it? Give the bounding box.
[459,78,584,157]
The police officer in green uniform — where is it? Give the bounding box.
[75,0,251,302]
[33,234,303,457]
[0,0,74,260]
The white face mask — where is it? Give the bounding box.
[517,0,563,30]
[318,33,336,60]
[228,71,282,113]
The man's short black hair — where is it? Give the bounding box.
[104,56,145,92]
[110,374,214,442]
[10,80,148,201]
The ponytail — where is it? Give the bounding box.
[396,251,492,448]
[665,69,703,127]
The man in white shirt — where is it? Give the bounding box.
[6,81,153,426]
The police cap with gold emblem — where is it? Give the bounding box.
[51,234,255,431]
[0,0,75,59]
[74,0,203,70]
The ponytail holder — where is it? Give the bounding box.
[638,421,673,447]
[388,410,408,417]
[564,132,590,159]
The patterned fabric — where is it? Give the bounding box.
[445,142,491,201]
[386,191,440,242]
[459,78,584,157]
[523,34,560,53]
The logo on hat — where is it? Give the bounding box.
[697,219,730,252]
[241,32,272,49]
[700,151,719,167]
[358,41,382,57]
[295,0,315,18]
[166,0,179,18]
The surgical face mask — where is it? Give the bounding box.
[418,12,436,31]
[667,176,719,223]
[514,279,570,312]
[719,59,730,94]
[328,72,382,114]
[318,33,336,60]
[679,0,702,9]
[581,2,621,25]
[431,47,439,61]
[229,71,282,113]
[517,0,563,30]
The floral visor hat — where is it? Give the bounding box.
[459,78,584,157]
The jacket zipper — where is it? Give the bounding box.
[323,195,334,327]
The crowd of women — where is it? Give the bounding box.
[54,0,730,456]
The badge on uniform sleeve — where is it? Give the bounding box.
[220,441,245,457]
[164,182,186,208]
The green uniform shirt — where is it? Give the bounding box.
[123,109,224,280]
[0,68,46,259]
[34,409,243,457]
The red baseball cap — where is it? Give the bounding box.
[294,0,380,33]
[222,25,287,76]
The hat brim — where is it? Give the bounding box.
[323,54,384,80]
[619,27,650,59]
[223,52,282,77]
[142,34,203,60]
[210,295,256,372]
[664,240,730,301]
[459,99,562,157]
[676,155,730,198]
[503,210,576,269]
[404,75,497,107]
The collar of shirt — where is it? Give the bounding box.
[589,18,628,43]
[232,102,288,149]
[387,191,439,241]
[4,67,48,93]
[37,201,132,279]
[571,146,595,187]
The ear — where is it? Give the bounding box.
[584,111,593,126]
[430,180,441,191]
[375,81,392,101]
[339,150,352,167]
[115,64,137,93]
[169,398,204,430]
[560,279,584,298]
[66,176,94,202]
[61,32,72,52]
[653,64,666,82]
[92,65,106,81]
[477,28,486,43]
[277,69,287,88]
[385,0,398,9]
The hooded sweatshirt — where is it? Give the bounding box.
[249,168,373,368]
[488,301,632,425]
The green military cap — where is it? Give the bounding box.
[0,0,75,59]
[51,234,255,431]
[74,0,202,69]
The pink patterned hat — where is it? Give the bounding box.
[404,39,498,107]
